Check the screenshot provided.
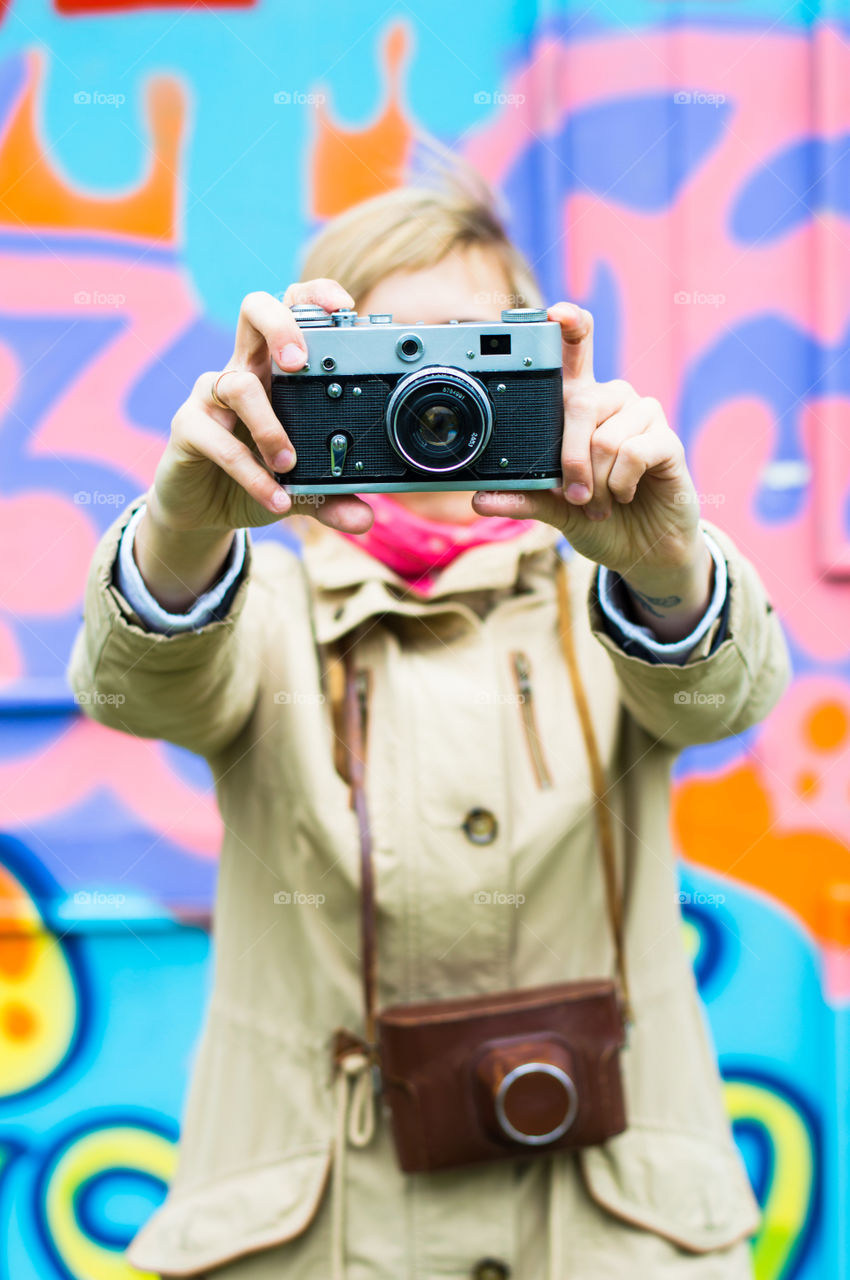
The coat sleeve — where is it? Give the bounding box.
[67,496,268,758]
[586,520,792,750]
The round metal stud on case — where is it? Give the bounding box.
[494,1062,578,1145]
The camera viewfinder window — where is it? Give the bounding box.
[480,334,511,355]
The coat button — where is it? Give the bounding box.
[333,605,345,620]
[472,1260,510,1280]
[463,808,498,845]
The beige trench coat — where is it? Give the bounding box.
[68,495,790,1280]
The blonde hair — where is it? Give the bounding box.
[299,157,541,310]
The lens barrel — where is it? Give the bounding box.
[386,366,493,473]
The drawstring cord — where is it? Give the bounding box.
[331,1050,377,1280]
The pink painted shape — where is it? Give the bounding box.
[2,251,199,488]
[808,396,850,577]
[0,718,221,856]
[0,493,97,614]
[821,944,850,1004]
[466,29,850,637]
[755,674,850,842]
[691,396,850,661]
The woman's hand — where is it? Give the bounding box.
[472,303,714,641]
[147,282,374,537]
[135,282,375,612]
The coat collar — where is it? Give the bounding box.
[294,518,566,645]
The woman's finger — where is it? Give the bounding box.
[560,379,637,504]
[548,302,595,386]
[231,290,308,375]
[606,415,686,505]
[195,369,296,474]
[174,409,291,516]
[282,277,355,313]
[585,398,657,520]
[306,493,375,535]
[231,281,354,379]
[471,487,562,525]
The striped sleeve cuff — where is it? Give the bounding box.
[113,502,248,634]
[596,529,728,665]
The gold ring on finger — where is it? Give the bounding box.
[210,369,239,409]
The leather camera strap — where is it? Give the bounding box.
[554,555,632,1025]
[338,644,378,1050]
[334,553,632,1046]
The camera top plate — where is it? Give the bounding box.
[270,307,562,378]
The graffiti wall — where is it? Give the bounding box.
[1,1,848,1276]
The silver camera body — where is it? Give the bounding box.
[270,306,564,493]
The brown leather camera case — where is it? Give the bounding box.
[378,980,626,1172]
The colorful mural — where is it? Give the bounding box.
[0,2,848,1276]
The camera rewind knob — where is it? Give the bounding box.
[501,307,548,323]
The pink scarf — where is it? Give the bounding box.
[338,493,530,594]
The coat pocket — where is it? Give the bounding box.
[125,1144,331,1277]
[576,1124,762,1252]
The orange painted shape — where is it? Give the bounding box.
[1,1001,36,1041]
[673,764,850,947]
[796,770,819,797]
[0,936,37,981]
[0,49,184,240]
[311,22,414,219]
[822,883,850,950]
[806,699,849,752]
[0,866,38,980]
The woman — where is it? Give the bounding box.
[69,176,790,1280]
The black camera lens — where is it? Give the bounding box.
[386,367,493,472]
[414,403,461,449]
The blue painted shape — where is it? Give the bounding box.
[503,93,729,299]
[126,315,235,433]
[677,316,850,525]
[732,135,850,242]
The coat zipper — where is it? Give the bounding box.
[510,651,554,790]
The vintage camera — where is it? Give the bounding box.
[270,306,564,493]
